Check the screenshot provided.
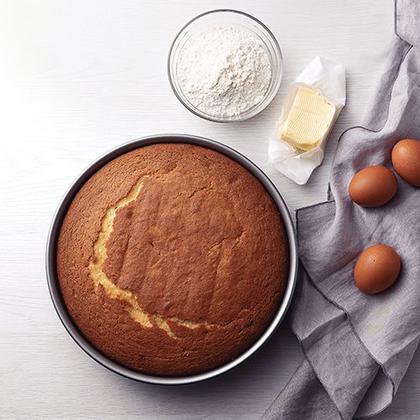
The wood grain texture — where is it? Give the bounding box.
[1,0,418,418]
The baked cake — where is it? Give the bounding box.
[57,143,289,376]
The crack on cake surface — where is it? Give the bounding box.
[88,175,213,339]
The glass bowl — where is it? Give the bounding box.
[168,9,283,123]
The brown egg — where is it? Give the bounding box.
[348,166,398,207]
[391,139,420,186]
[354,244,401,294]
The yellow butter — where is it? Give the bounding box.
[280,85,336,151]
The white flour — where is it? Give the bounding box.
[177,25,272,118]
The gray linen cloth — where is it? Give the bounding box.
[263,0,420,418]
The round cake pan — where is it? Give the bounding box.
[46,134,298,385]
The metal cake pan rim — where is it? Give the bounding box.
[46,133,298,385]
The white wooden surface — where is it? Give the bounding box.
[1,0,419,418]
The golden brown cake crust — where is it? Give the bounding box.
[57,143,289,376]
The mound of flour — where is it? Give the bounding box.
[177,25,272,118]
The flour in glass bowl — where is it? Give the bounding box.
[176,25,272,119]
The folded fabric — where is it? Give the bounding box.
[263,0,420,418]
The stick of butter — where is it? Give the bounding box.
[269,57,345,185]
[279,85,336,151]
